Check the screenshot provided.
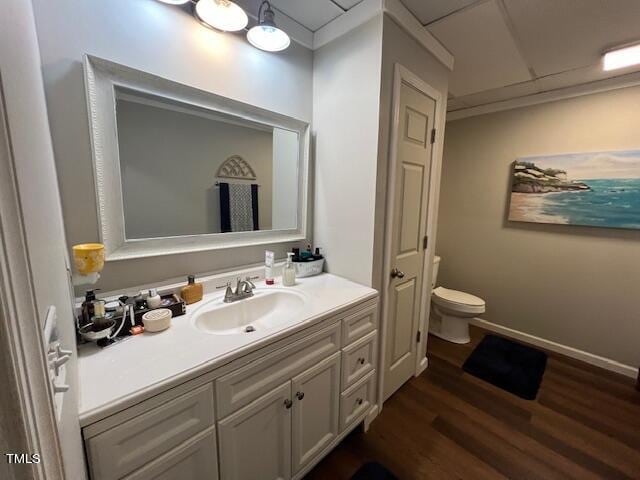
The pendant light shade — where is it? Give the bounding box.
[195,0,248,32]
[247,1,290,52]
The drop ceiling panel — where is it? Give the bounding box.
[400,0,481,25]
[332,0,363,9]
[455,80,540,108]
[504,0,640,77]
[270,0,344,31]
[428,0,532,96]
[535,62,640,93]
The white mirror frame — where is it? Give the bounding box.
[83,55,310,261]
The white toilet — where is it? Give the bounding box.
[429,255,485,344]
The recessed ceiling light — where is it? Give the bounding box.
[603,43,640,71]
[194,0,248,32]
[247,1,290,52]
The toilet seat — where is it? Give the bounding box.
[432,286,485,315]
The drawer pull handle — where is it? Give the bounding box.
[284,399,293,409]
[296,391,305,400]
[356,398,363,406]
[358,357,365,365]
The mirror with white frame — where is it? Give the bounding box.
[84,55,309,261]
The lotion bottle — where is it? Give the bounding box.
[147,288,161,309]
[283,252,296,287]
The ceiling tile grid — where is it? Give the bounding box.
[503,0,640,77]
[270,0,344,31]
[428,0,532,97]
[400,0,480,25]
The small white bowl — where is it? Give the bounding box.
[142,308,172,333]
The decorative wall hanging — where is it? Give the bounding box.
[215,155,257,180]
[508,149,640,230]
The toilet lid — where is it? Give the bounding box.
[433,287,485,307]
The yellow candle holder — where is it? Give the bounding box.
[72,243,105,286]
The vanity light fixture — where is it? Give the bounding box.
[194,0,248,32]
[247,1,290,52]
[603,42,640,71]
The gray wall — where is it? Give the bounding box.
[118,100,273,238]
[31,0,313,293]
[437,85,640,367]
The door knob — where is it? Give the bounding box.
[296,391,304,400]
[284,399,293,409]
[390,268,405,279]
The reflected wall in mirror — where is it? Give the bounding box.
[84,55,309,260]
[115,90,299,239]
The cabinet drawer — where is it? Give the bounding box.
[340,371,375,432]
[86,383,215,480]
[341,331,377,390]
[216,322,341,418]
[342,305,377,346]
[123,427,218,480]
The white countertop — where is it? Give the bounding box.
[77,273,377,426]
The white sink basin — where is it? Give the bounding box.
[191,288,307,335]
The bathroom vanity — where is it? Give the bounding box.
[78,273,378,480]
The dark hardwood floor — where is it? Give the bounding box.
[305,326,640,479]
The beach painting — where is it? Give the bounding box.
[508,150,640,230]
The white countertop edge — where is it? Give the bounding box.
[78,289,378,427]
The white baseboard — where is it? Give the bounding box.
[470,318,638,379]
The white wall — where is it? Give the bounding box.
[117,100,273,238]
[272,128,299,230]
[313,16,384,287]
[0,0,85,476]
[438,85,640,368]
[31,0,313,292]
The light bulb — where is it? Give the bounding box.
[603,43,640,71]
[156,0,191,4]
[247,25,290,52]
[195,0,248,32]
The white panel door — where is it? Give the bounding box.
[291,352,341,474]
[383,80,436,401]
[218,382,292,480]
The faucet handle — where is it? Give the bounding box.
[215,281,231,290]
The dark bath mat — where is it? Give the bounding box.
[463,335,547,400]
[351,462,398,480]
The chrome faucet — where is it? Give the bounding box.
[222,277,257,303]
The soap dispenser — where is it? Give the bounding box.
[283,252,296,287]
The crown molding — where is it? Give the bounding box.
[313,0,383,50]
[313,0,454,71]
[382,0,454,70]
[448,70,640,121]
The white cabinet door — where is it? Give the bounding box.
[124,427,218,480]
[291,352,341,474]
[218,381,292,480]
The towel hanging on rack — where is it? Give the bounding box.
[219,182,259,233]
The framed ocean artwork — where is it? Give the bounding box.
[508,149,640,230]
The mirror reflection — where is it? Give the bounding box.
[115,89,299,240]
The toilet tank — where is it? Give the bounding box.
[432,255,441,288]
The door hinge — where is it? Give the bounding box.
[431,128,436,144]
[416,330,421,343]
[423,235,428,250]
